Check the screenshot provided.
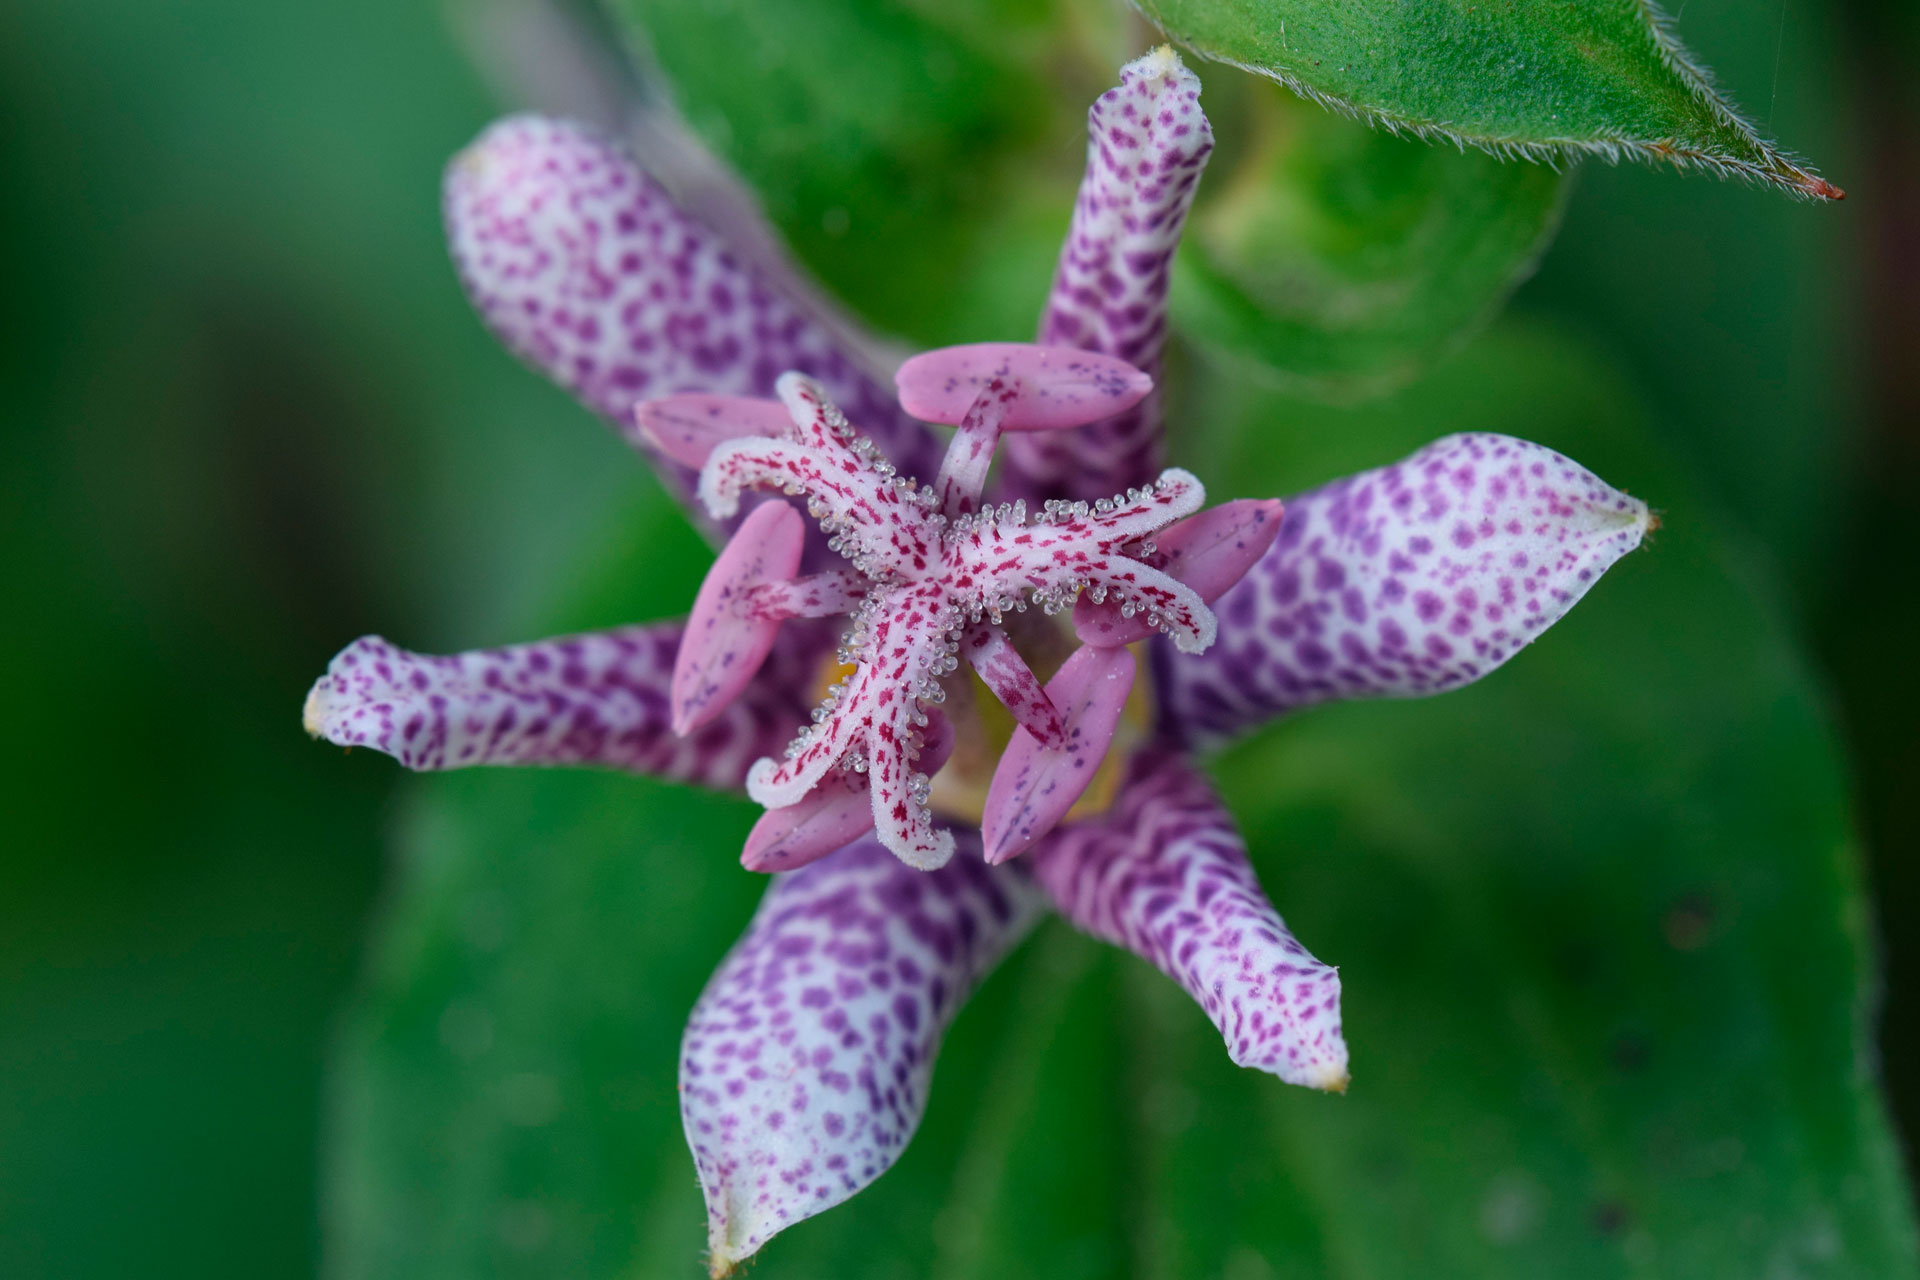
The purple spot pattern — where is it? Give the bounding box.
[303,624,815,790]
[444,115,940,509]
[1004,47,1214,502]
[680,836,1043,1271]
[1029,751,1348,1088]
[1155,433,1650,749]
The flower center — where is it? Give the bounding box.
[651,344,1280,871]
[805,609,1154,830]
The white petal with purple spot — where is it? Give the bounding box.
[444,115,939,502]
[1004,47,1214,500]
[303,624,813,790]
[1156,433,1651,748]
[681,838,1044,1274]
[1030,751,1348,1089]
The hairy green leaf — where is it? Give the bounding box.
[1132,0,1842,199]
[325,324,1914,1279]
[1175,81,1569,398]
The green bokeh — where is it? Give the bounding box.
[1172,76,1570,399]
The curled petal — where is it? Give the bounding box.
[741,715,955,874]
[698,437,842,522]
[981,645,1136,864]
[444,115,939,504]
[1029,751,1348,1089]
[896,344,1152,431]
[775,371,860,452]
[1004,47,1214,499]
[1075,498,1282,649]
[303,624,810,790]
[635,394,791,469]
[1155,434,1652,748]
[866,724,959,871]
[673,502,808,735]
[682,837,1045,1275]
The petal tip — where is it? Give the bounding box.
[301,679,330,738]
[1312,1065,1352,1095]
[1132,44,1190,83]
[980,826,1021,867]
[671,502,805,732]
[1228,1028,1352,1093]
[897,826,958,870]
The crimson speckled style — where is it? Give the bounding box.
[673,360,1223,871]
[304,48,1651,1276]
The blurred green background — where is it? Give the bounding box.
[2,0,1916,1275]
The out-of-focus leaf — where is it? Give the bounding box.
[1133,0,1841,199]
[1520,0,1859,599]
[1174,82,1568,398]
[598,0,1110,343]
[0,1,650,1277]
[327,322,1915,1278]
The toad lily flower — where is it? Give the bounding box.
[648,345,1252,872]
[303,48,1652,1276]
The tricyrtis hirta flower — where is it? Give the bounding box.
[650,347,1252,872]
[303,48,1652,1276]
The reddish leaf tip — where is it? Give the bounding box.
[1803,175,1846,201]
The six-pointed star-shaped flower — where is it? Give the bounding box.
[303,48,1652,1276]
[645,344,1273,873]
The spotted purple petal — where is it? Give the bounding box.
[1003,47,1214,501]
[303,625,811,790]
[444,115,940,511]
[681,837,1045,1275]
[1030,751,1348,1089]
[1156,434,1651,748]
